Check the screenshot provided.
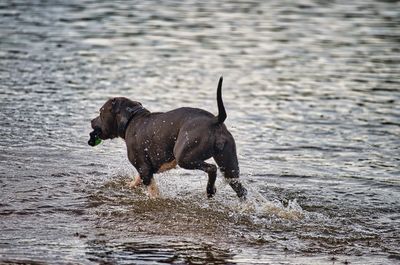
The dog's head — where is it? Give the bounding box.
[89,97,144,143]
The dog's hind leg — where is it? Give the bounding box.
[174,132,217,198]
[213,138,247,199]
[174,148,217,197]
[178,160,217,198]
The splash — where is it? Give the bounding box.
[228,180,305,221]
[105,169,306,224]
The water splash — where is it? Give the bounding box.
[221,179,305,221]
[102,169,305,223]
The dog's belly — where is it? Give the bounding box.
[157,159,177,173]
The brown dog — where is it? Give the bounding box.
[89,77,247,199]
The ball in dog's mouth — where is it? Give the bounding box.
[88,128,102,147]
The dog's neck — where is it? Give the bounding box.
[118,106,149,139]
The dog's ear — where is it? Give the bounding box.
[111,98,121,114]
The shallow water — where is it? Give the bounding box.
[1,0,399,264]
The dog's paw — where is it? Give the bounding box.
[127,176,142,189]
[147,179,160,199]
[237,187,248,201]
[207,187,217,198]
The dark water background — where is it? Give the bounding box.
[1,0,399,264]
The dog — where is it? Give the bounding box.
[89,77,247,199]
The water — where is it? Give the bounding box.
[1,0,399,264]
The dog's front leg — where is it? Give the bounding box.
[127,175,142,189]
[127,175,158,198]
[147,178,160,199]
[140,167,159,199]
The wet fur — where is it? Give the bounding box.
[90,77,247,199]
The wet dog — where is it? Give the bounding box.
[89,77,247,199]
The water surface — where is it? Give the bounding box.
[1,0,399,264]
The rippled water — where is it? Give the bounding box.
[1,0,399,264]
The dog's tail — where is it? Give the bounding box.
[216,76,226,124]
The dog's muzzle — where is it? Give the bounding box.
[88,128,102,146]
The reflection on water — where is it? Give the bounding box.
[86,239,236,265]
[0,0,399,264]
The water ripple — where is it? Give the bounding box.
[1,0,399,264]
